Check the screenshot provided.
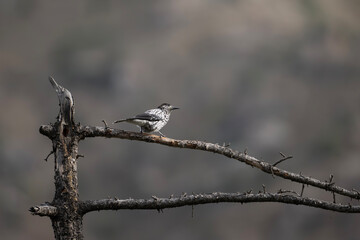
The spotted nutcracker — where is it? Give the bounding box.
[113,103,179,137]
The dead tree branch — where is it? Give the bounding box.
[79,192,360,214]
[39,125,360,200]
[32,78,360,240]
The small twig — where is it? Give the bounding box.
[102,120,109,129]
[223,142,230,147]
[324,174,335,187]
[243,148,248,155]
[191,205,194,218]
[273,152,293,167]
[333,192,336,203]
[270,167,275,179]
[44,150,54,161]
[300,184,305,197]
[76,154,84,159]
[152,195,160,201]
[262,184,266,193]
[270,152,293,178]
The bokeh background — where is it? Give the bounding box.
[1,0,360,239]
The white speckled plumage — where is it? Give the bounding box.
[113,103,179,137]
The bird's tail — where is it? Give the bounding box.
[113,119,127,124]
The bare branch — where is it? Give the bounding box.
[29,204,57,217]
[45,125,360,200]
[34,77,360,240]
[79,192,360,214]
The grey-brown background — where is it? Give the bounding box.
[1,0,360,239]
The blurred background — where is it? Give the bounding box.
[1,0,360,239]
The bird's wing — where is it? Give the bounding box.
[132,113,161,122]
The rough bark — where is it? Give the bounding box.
[79,192,360,214]
[50,121,83,240]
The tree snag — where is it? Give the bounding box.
[30,78,360,239]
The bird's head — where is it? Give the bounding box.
[157,103,179,112]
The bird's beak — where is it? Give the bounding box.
[171,106,179,110]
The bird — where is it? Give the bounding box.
[113,103,179,137]
[49,76,74,125]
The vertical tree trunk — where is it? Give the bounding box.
[50,122,83,239]
[48,77,83,239]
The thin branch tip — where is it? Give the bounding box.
[102,120,109,129]
[44,150,54,161]
[273,152,293,167]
